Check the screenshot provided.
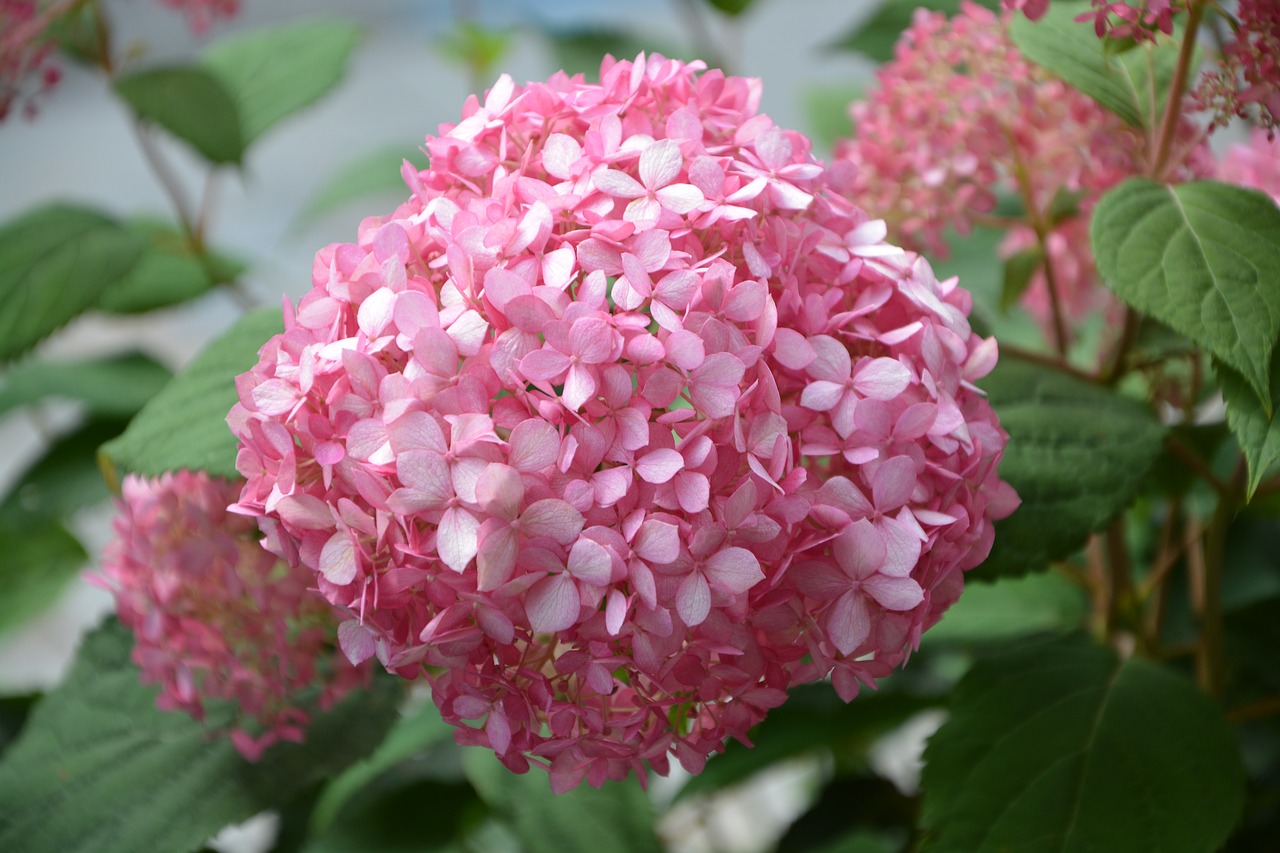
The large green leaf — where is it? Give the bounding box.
[0,522,85,638]
[925,571,1087,644]
[113,66,245,165]
[978,357,1165,578]
[99,308,282,480]
[1,418,127,524]
[203,20,363,144]
[463,748,662,853]
[1219,351,1280,500]
[921,636,1245,852]
[0,619,403,853]
[775,775,913,853]
[0,206,147,363]
[1092,179,1280,407]
[0,352,171,418]
[828,1,999,62]
[98,220,244,314]
[1010,1,1181,129]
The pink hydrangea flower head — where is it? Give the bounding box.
[158,0,240,33]
[1217,129,1280,204]
[1197,0,1280,133]
[95,470,369,761]
[231,53,1017,791]
[0,0,62,122]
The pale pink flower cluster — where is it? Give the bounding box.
[157,0,240,34]
[96,471,368,761]
[1218,129,1280,204]
[229,54,1016,791]
[1198,0,1280,133]
[835,2,1150,257]
[0,0,60,122]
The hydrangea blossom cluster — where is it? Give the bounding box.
[158,0,241,34]
[1198,0,1280,133]
[95,470,368,761]
[1218,129,1280,204]
[230,54,1016,791]
[834,2,1151,257]
[0,0,61,122]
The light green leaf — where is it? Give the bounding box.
[1092,179,1280,407]
[0,352,171,418]
[99,220,244,314]
[704,0,757,17]
[977,357,1165,578]
[828,1,1000,62]
[464,748,662,853]
[1010,1,1181,128]
[204,20,363,144]
[0,206,147,363]
[0,619,403,853]
[803,83,863,153]
[925,571,1087,644]
[298,147,424,225]
[1000,245,1044,311]
[100,308,283,480]
[311,701,455,831]
[0,522,85,638]
[1219,351,1280,499]
[113,66,244,165]
[921,636,1245,852]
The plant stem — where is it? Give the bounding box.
[1104,518,1135,641]
[998,342,1101,383]
[1227,695,1280,723]
[1102,307,1140,383]
[1152,1,1206,178]
[1196,459,1245,699]
[1164,433,1229,496]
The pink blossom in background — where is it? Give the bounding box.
[1198,0,1280,133]
[0,0,61,122]
[95,471,368,761]
[157,0,240,34]
[1218,129,1280,204]
[230,53,1016,791]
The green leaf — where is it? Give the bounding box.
[977,357,1165,578]
[0,205,148,363]
[311,701,455,831]
[1000,245,1044,311]
[304,778,479,853]
[677,688,940,802]
[704,0,757,16]
[925,571,1087,644]
[113,66,245,165]
[100,308,283,480]
[298,147,424,225]
[921,635,1245,852]
[0,352,171,419]
[1,418,127,524]
[0,694,37,760]
[1092,178,1280,407]
[1219,350,1280,499]
[204,20,363,144]
[803,83,863,153]
[463,748,662,853]
[0,619,403,853]
[99,221,243,314]
[0,522,85,638]
[828,1,999,62]
[1010,2,1181,128]
[776,775,913,853]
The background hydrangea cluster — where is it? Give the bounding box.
[228,53,1015,790]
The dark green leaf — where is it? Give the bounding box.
[0,694,37,760]
[0,522,85,638]
[1219,349,1280,499]
[311,701,456,831]
[464,748,662,853]
[298,147,424,225]
[1093,179,1280,408]
[1000,246,1043,311]
[0,620,403,853]
[704,0,756,17]
[1010,2,1181,128]
[1047,187,1088,226]
[113,66,244,165]
[677,688,940,802]
[0,418,128,525]
[921,635,1245,852]
[204,20,363,144]
[777,775,913,853]
[0,205,147,363]
[925,571,1087,644]
[0,352,171,418]
[100,308,283,480]
[99,220,243,314]
[304,778,479,853]
[977,357,1165,578]
[828,1,999,62]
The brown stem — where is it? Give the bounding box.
[131,120,198,240]
[1228,695,1280,724]
[1104,518,1135,640]
[1103,307,1141,384]
[1164,433,1229,497]
[998,342,1102,384]
[1152,1,1206,178]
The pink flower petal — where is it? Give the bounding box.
[705,546,764,594]
[826,591,871,656]
[656,183,705,214]
[807,335,852,383]
[639,139,683,189]
[526,573,581,633]
[320,531,358,585]
[799,380,845,412]
[477,524,519,591]
[593,169,646,199]
[872,456,917,513]
[637,448,685,484]
[853,358,912,400]
[833,519,886,579]
[863,574,924,611]
[520,499,584,544]
[437,506,480,572]
[520,347,571,382]
[337,620,376,665]
[632,520,679,564]
[567,538,614,586]
[676,571,711,627]
[508,419,560,472]
[673,470,711,513]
